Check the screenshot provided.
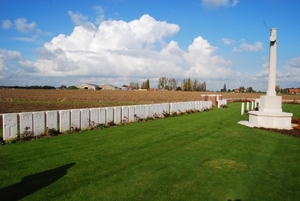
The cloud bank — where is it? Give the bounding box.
[1,12,299,91]
[202,0,239,9]
[5,14,233,87]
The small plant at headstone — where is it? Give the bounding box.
[107,120,115,127]
[122,116,129,124]
[145,116,154,121]
[162,110,171,118]
[20,126,34,140]
[171,112,178,116]
[97,123,106,129]
[45,127,60,136]
[70,125,80,133]
[220,104,228,108]
[152,113,160,118]
[134,114,143,122]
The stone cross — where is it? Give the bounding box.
[267,28,277,96]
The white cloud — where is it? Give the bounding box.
[68,10,96,30]
[222,38,234,45]
[283,56,300,81]
[202,0,239,9]
[14,14,232,85]
[2,19,12,29]
[0,49,23,80]
[93,6,105,25]
[11,37,36,43]
[14,18,37,33]
[233,42,263,52]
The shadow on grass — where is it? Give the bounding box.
[0,162,75,201]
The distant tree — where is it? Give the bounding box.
[247,87,253,93]
[176,86,182,91]
[198,82,206,91]
[167,78,178,90]
[221,83,227,92]
[191,79,199,91]
[275,85,280,94]
[239,86,245,93]
[129,82,139,90]
[68,85,78,90]
[158,77,168,89]
[182,78,191,91]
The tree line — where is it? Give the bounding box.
[129,77,207,91]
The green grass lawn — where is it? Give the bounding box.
[1,103,300,201]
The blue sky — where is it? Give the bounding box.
[0,0,299,91]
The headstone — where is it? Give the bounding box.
[46,111,57,130]
[241,103,244,115]
[246,102,249,111]
[80,109,90,129]
[144,105,150,118]
[3,113,18,140]
[106,107,114,124]
[59,110,70,132]
[128,106,135,122]
[121,106,129,123]
[71,109,81,129]
[99,108,106,124]
[134,105,141,119]
[163,103,169,113]
[20,112,33,134]
[33,112,45,135]
[90,108,99,125]
[114,107,121,124]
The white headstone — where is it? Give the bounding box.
[121,106,129,123]
[99,108,106,124]
[90,108,99,125]
[80,109,90,129]
[59,110,70,132]
[20,113,33,134]
[128,106,135,122]
[106,107,114,124]
[3,113,18,140]
[144,105,150,118]
[114,107,121,124]
[33,112,45,135]
[46,111,57,130]
[71,109,81,129]
[241,103,245,115]
[134,105,141,119]
[149,104,156,116]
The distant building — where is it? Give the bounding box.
[77,83,99,90]
[100,84,120,90]
[288,88,300,94]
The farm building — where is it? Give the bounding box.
[100,84,121,90]
[77,83,100,90]
[288,88,300,94]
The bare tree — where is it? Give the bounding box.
[158,77,168,89]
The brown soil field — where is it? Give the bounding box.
[1,89,300,114]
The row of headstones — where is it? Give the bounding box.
[241,99,260,115]
[2,101,212,140]
[217,99,227,108]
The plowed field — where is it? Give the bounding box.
[1,89,299,114]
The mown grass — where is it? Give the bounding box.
[0,103,300,201]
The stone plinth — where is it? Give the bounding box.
[259,95,282,113]
[248,111,292,129]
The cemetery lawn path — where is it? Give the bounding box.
[0,103,300,201]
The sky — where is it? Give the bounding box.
[0,0,299,91]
